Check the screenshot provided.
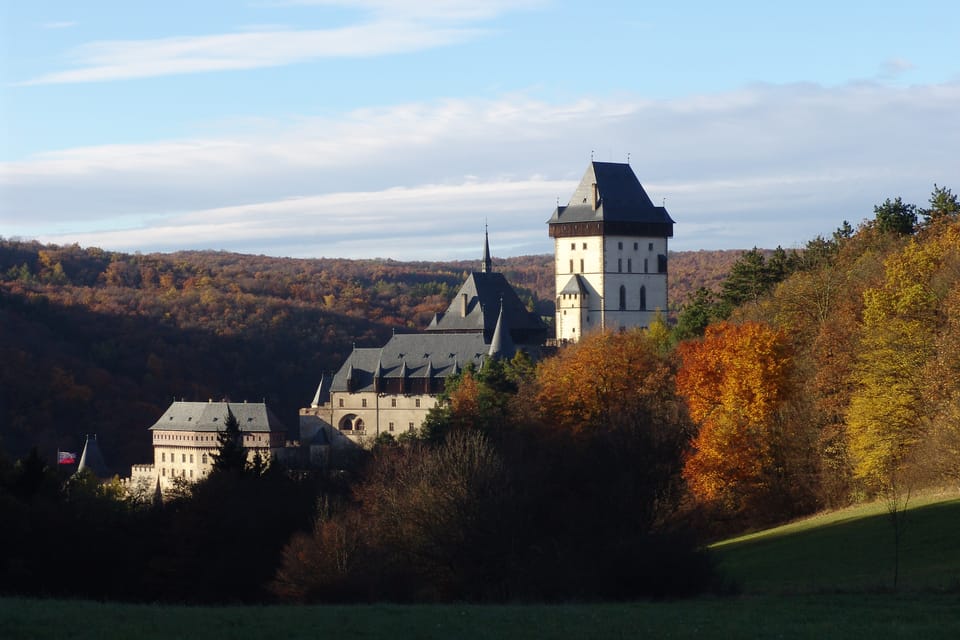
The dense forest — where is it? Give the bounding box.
[3,184,957,604]
[0,242,732,470]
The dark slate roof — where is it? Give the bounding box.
[149,401,286,433]
[488,304,515,358]
[426,271,546,343]
[77,434,109,478]
[329,332,490,393]
[559,274,589,296]
[547,161,675,226]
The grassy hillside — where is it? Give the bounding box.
[711,492,960,594]
[5,495,960,639]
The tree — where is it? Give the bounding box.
[873,197,917,235]
[209,408,247,474]
[920,184,959,225]
[677,321,811,519]
[672,287,718,341]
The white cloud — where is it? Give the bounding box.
[40,21,77,30]
[19,1,541,85]
[4,82,959,257]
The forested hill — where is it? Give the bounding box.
[0,241,738,470]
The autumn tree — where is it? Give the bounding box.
[677,321,813,520]
[847,222,960,491]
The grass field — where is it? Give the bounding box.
[4,493,960,639]
[711,491,960,594]
[3,594,960,640]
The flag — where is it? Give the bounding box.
[58,451,77,465]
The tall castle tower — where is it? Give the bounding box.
[548,162,674,342]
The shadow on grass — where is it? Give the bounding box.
[711,498,960,594]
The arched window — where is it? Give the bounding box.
[619,285,626,311]
[640,285,647,310]
[354,418,365,432]
[338,414,356,431]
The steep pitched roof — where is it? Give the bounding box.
[547,161,674,229]
[559,274,589,296]
[329,332,489,393]
[77,434,109,478]
[488,303,516,358]
[149,401,286,433]
[426,271,546,343]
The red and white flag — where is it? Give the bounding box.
[58,451,77,465]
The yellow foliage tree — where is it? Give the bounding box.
[846,228,956,490]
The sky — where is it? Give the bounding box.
[1,1,958,261]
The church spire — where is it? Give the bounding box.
[482,224,492,273]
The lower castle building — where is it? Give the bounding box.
[130,400,288,492]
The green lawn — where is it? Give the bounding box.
[5,494,960,639]
[3,594,960,640]
[711,492,960,594]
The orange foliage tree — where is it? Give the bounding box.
[677,321,811,518]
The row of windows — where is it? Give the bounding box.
[156,433,269,443]
[339,397,422,408]
[619,285,648,311]
[160,452,209,464]
[161,468,195,478]
[339,416,416,432]
[570,241,656,252]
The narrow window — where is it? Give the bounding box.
[571,242,575,250]
[619,285,626,311]
[569,259,574,273]
[189,454,194,463]
[644,258,649,273]
[389,422,395,432]
[162,468,166,477]
[618,241,623,250]
[627,258,632,273]
[634,242,638,250]
[408,422,415,430]
[361,398,367,408]
[640,285,647,310]
[649,242,654,251]
[617,258,622,273]
[338,398,344,408]
[161,452,166,462]
[182,454,186,463]
[582,242,587,249]
[580,258,584,272]
[391,398,397,407]
[202,453,208,464]
[415,398,421,408]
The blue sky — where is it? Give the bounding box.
[2,1,958,260]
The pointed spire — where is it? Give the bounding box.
[451,358,460,376]
[153,475,164,508]
[488,298,515,358]
[482,223,492,273]
[76,434,109,478]
[311,373,326,408]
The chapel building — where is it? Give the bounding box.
[300,232,547,448]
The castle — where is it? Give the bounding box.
[127,160,672,483]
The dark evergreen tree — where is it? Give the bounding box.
[210,408,247,474]
[873,197,917,235]
[920,184,959,225]
[672,287,718,341]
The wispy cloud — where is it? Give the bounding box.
[19,1,540,85]
[40,21,77,30]
[4,82,958,257]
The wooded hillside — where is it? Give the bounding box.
[0,242,736,469]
